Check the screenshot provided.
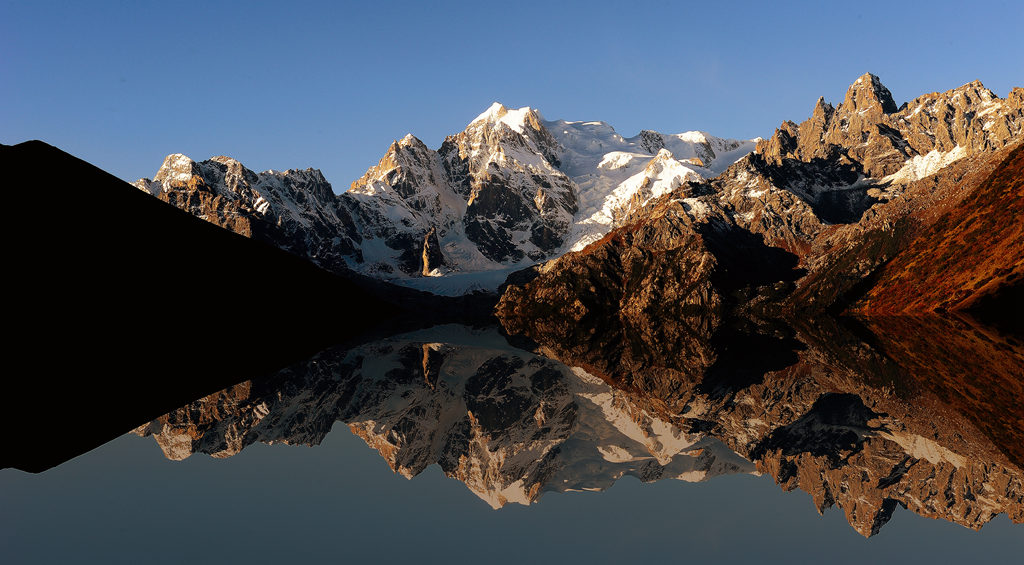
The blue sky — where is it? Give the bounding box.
[3,0,1022,189]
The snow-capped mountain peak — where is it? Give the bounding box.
[151,153,199,187]
[651,147,675,162]
[471,102,545,135]
[397,132,421,147]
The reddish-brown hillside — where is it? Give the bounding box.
[855,144,1024,314]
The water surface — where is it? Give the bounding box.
[3,319,1022,563]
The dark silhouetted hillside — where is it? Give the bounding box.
[1,140,402,471]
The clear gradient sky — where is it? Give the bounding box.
[3,0,1022,190]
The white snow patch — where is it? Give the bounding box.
[597,151,641,170]
[678,197,711,220]
[156,153,196,184]
[470,102,540,134]
[887,146,967,182]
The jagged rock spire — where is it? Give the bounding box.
[843,72,899,114]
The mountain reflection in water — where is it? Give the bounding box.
[134,315,1024,538]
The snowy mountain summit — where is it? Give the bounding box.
[134,103,757,294]
[544,116,756,250]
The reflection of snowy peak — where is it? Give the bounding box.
[135,103,755,295]
[135,325,754,508]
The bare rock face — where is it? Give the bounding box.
[351,134,466,208]
[638,129,666,153]
[495,187,811,347]
[747,73,1024,226]
[824,73,904,176]
[421,227,446,276]
[497,202,716,339]
[495,155,818,334]
[344,134,462,275]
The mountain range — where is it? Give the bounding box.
[5,72,1022,473]
[129,73,1022,320]
[5,72,1023,538]
[132,103,756,295]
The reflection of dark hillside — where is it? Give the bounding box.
[750,393,882,463]
[862,314,1024,468]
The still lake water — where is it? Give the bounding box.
[3,323,1022,563]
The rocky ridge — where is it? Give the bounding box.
[135,154,363,276]
[497,74,1024,321]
